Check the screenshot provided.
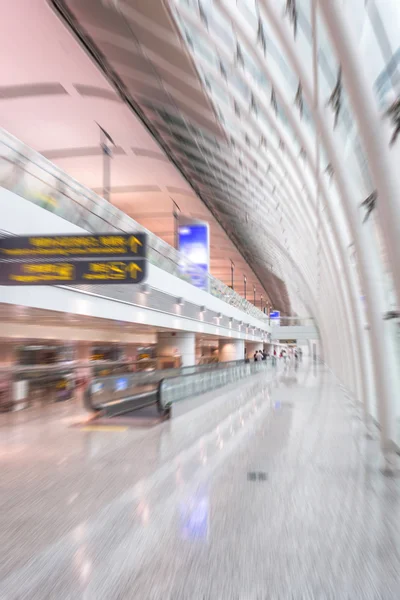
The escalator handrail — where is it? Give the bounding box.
[158,360,268,412]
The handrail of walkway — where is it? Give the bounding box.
[158,359,268,414]
[0,128,268,323]
[269,317,315,327]
[84,358,249,415]
[0,356,217,376]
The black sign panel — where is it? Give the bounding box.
[0,259,147,286]
[0,233,147,259]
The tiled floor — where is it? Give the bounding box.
[1,361,400,599]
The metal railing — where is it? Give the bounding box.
[0,128,268,323]
[84,359,249,415]
[270,317,315,327]
[159,359,268,411]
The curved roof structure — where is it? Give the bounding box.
[49,0,400,450]
[2,0,400,450]
[47,0,400,314]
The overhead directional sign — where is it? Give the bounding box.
[0,233,146,259]
[269,310,280,327]
[0,259,147,286]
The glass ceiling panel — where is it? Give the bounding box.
[237,0,258,30]
[170,0,339,308]
[363,1,400,109]
[208,8,236,51]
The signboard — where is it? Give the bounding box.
[269,310,280,327]
[0,233,146,259]
[0,232,147,286]
[178,221,209,291]
[0,258,146,285]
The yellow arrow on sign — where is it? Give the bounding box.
[129,236,143,253]
[128,263,143,279]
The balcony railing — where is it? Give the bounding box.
[0,128,268,323]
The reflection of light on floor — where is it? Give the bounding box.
[179,494,209,541]
[80,560,91,583]
[68,492,80,505]
[175,467,183,485]
[137,500,150,525]
[0,444,27,457]
[72,523,87,543]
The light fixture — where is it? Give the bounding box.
[177,297,184,306]
[141,284,150,294]
[217,313,222,319]
[199,305,206,313]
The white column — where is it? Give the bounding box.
[157,332,196,367]
[123,344,137,365]
[319,0,400,307]
[0,343,25,410]
[219,339,245,362]
[0,342,17,366]
[75,341,92,382]
[254,0,398,469]
[246,342,261,359]
[219,0,370,420]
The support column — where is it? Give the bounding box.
[219,339,245,362]
[0,342,17,411]
[246,342,261,359]
[319,0,400,308]
[123,344,137,365]
[75,341,92,385]
[157,332,196,367]
[0,342,17,367]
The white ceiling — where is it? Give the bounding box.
[0,0,270,306]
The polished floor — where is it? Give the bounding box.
[1,361,400,599]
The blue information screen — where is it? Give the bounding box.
[178,223,209,291]
[269,310,280,326]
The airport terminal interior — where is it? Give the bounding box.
[1,0,400,598]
